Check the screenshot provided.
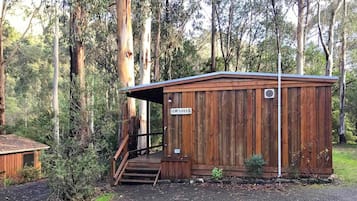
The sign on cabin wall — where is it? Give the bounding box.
[170,108,192,115]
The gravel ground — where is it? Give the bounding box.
[0,180,49,201]
[1,180,357,201]
[114,182,357,201]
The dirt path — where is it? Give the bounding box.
[1,180,357,201]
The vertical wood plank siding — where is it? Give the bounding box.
[0,151,42,179]
[163,81,333,176]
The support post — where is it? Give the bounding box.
[146,101,150,156]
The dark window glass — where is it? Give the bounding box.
[23,153,34,167]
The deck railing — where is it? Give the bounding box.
[112,132,163,185]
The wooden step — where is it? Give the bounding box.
[125,167,159,172]
[120,179,155,184]
[127,162,161,168]
[123,173,157,177]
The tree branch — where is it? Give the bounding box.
[3,1,43,66]
[317,0,330,59]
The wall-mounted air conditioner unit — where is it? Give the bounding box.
[264,89,275,99]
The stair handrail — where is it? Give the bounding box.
[112,134,129,184]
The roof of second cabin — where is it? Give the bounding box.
[0,134,50,155]
[121,72,337,104]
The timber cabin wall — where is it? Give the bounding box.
[0,150,42,179]
[163,78,333,177]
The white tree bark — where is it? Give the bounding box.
[318,0,343,76]
[53,0,59,144]
[339,0,347,144]
[139,0,152,151]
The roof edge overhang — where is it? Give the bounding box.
[0,146,50,155]
[120,72,338,103]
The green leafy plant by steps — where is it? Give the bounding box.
[244,154,266,178]
[211,167,223,180]
[21,165,41,182]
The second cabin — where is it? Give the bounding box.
[112,72,337,185]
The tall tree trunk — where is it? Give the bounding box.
[0,10,5,134]
[0,1,8,134]
[53,1,60,144]
[116,0,136,141]
[211,0,216,72]
[139,0,152,151]
[296,0,305,75]
[339,0,347,144]
[318,0,343,76]
[271,0,281,66]
[153,1,161,81]
[69,2,89,145]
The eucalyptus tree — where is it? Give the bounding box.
[69,0,90,145]
[317,0,343,76]
[296,0,310,75]
[211,0,216,72]
[0,1,42,134]
[160,0,201,80]
[53,0,60,145]
[338,0,347,144]
[214,0,250,71]
[116,0,136,141]
[153,0,161,81]
[138,0,152,150]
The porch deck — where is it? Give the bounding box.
[128,151,163,164]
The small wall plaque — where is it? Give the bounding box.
[170,108,192,115]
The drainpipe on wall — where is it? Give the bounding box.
[277,52,282,178]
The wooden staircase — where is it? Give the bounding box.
[112,129,164,186]
[112,135,162,186]
[120,159,161,185]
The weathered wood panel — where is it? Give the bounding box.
[282,88,289,168]
[163,82,333,177]
[161,157,191,179]
[182,92,195,157]
[3,153,23,178]
[255,89,262,155]
[235,90,246,166]
[0,151,41,179]
[288,88,301,170]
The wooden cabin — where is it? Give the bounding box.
[112,72,337,185]
[0,134,49,181]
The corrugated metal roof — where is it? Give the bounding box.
[0,134,50,155]
[122,71,338,92]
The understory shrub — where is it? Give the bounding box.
[211,167,223,180]
[244,154,266,178]
[41,138,105,201]
[21,165,41,182]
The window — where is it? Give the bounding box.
[23,153,34,167]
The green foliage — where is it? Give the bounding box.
[21,165,41,183]
[333,145,357,184]
[211,167,223,180]
[244,155,266,178]
[3,176,15,187]
[95,193,114,201]
[304,44,325,75]
[42,141,104,201]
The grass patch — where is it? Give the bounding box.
[95,193,114,201]
[333,144,357,184]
